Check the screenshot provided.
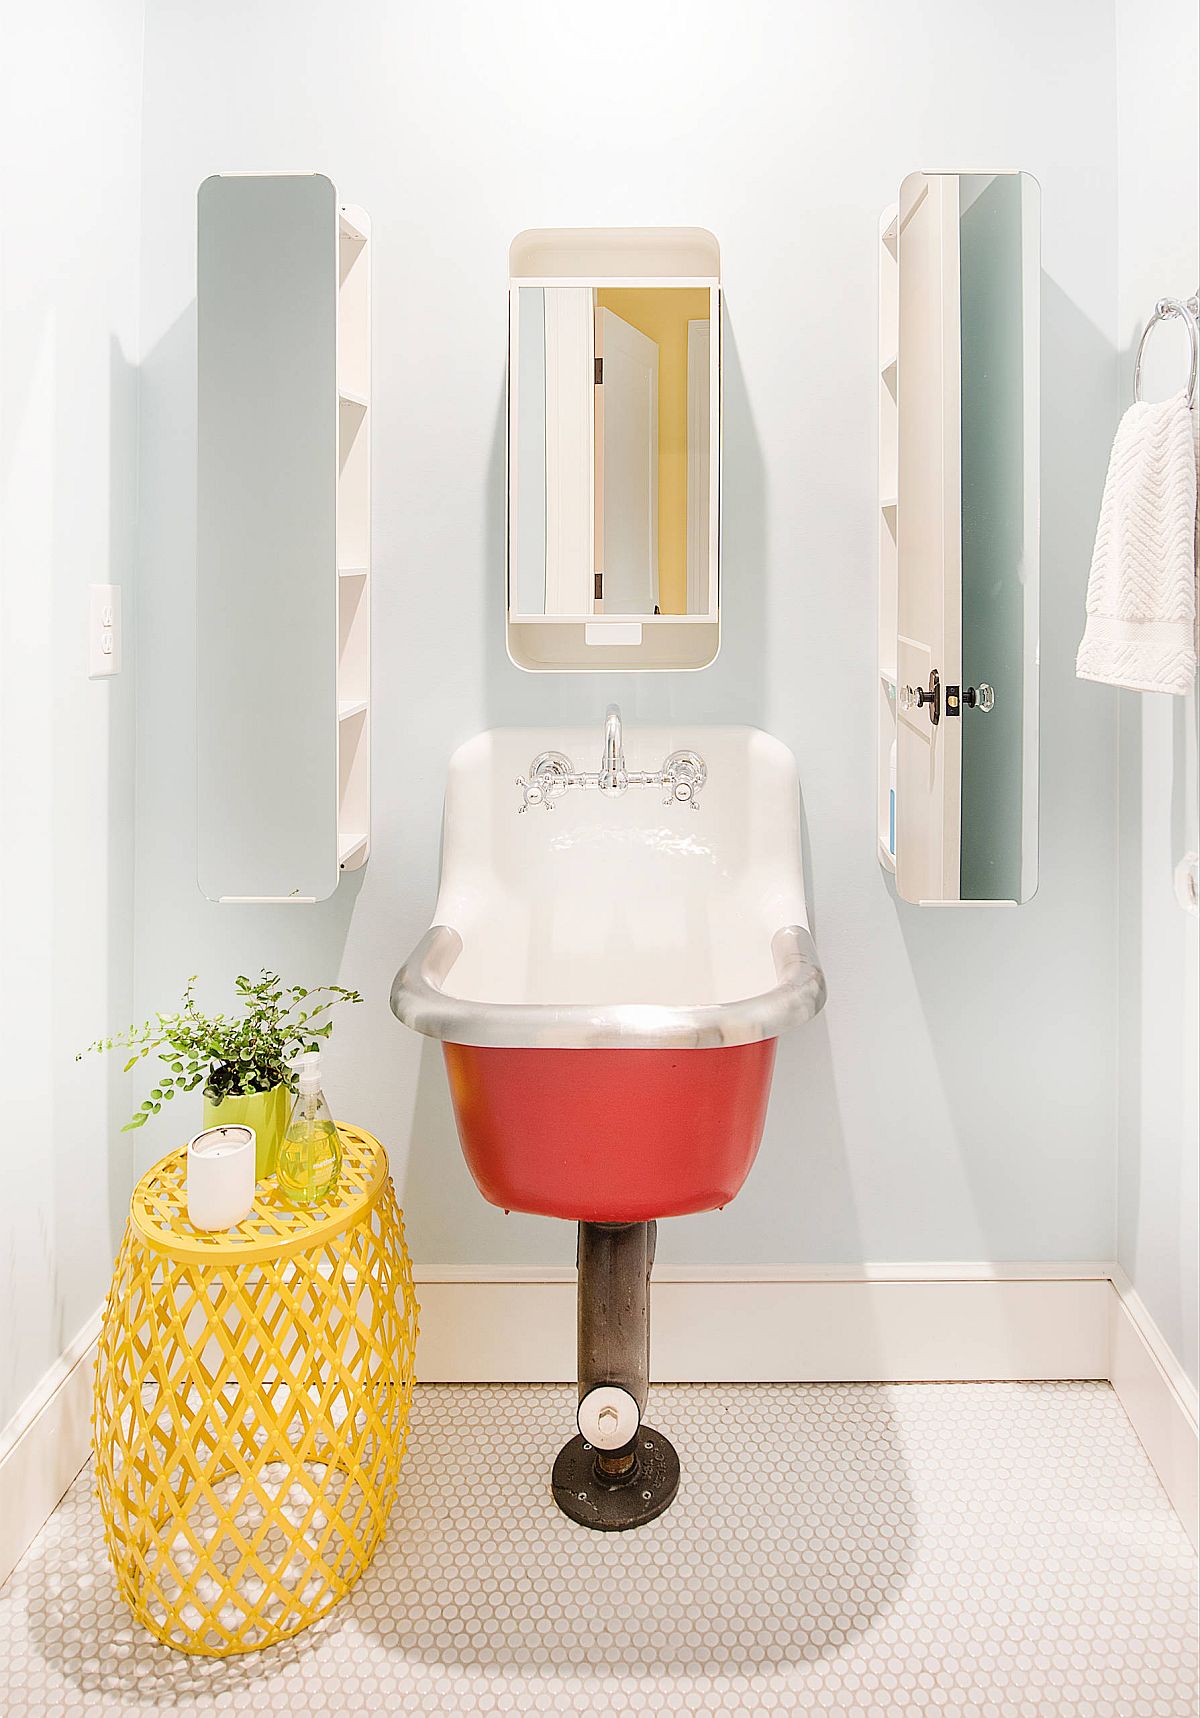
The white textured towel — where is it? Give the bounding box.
[1076,389,1198,695]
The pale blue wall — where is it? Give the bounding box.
[0,0,143,1433]
[132,0,1121,1278]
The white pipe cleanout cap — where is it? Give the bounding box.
[577,1386,641,1451]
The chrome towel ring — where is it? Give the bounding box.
[1133,293,1199,407]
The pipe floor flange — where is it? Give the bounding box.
[551,1427,680,1531]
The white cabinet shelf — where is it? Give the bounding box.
[339,209,368,247]
[336,199,371,876]
[877,203,899,880]
[337,831,368,867]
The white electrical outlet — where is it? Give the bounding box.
[88,583,121,677]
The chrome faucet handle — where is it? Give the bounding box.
[516,775,550,812]
[517,751,575,813]
[660,750,707,811]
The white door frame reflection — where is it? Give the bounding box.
[506,260,721,673]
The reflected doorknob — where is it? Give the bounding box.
[943,681,996,717]
[963,683,995,712]
[900,670,940,726]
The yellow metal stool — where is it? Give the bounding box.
[93,1125,418,1655]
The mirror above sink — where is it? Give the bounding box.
[507,228,721,672]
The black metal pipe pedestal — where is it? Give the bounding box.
[551,1220,681,1531]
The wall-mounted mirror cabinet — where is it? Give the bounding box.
[507,229,721,671]
[878,171,1040,905]
[197,173,371,903]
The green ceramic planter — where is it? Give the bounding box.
[202,1083,290,1180]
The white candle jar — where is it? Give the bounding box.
[186,1124,256,1230]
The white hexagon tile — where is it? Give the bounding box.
[0,1381,1196,1714]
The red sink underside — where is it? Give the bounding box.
[441,1040,779,1223]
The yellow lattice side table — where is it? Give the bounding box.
[93,1124,418,1656]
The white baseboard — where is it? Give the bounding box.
[414,1267,1114,1384]
[0,1310,100,1590]
[1108,1269,1199,1549]
[2,1264,1195,1591]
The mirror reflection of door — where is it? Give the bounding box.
[595,307,659,614]
[595,287,710,617]
[511,284,713,619]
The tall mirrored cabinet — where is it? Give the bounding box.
[879,171,1040,905]
[197,172,371,903]
[507,228,721,671]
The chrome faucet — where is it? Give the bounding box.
[599,704,628,797]
[517,704,707,813]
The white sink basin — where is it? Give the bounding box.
[392,722,825,1050]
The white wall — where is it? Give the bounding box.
[132,1,1121,1279]
[0,0,144,1432]
[1114,0,1200,1388]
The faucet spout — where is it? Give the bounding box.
[600,703,627,797]
[515,707,707,813]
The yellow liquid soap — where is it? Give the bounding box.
[276,1117,342,1204]
[277,1055,342,1205]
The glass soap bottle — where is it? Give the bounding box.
[276,1052,342,1205]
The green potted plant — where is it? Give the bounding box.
[81,970,362,1178]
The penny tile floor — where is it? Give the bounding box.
[0,1382,1196,1714]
